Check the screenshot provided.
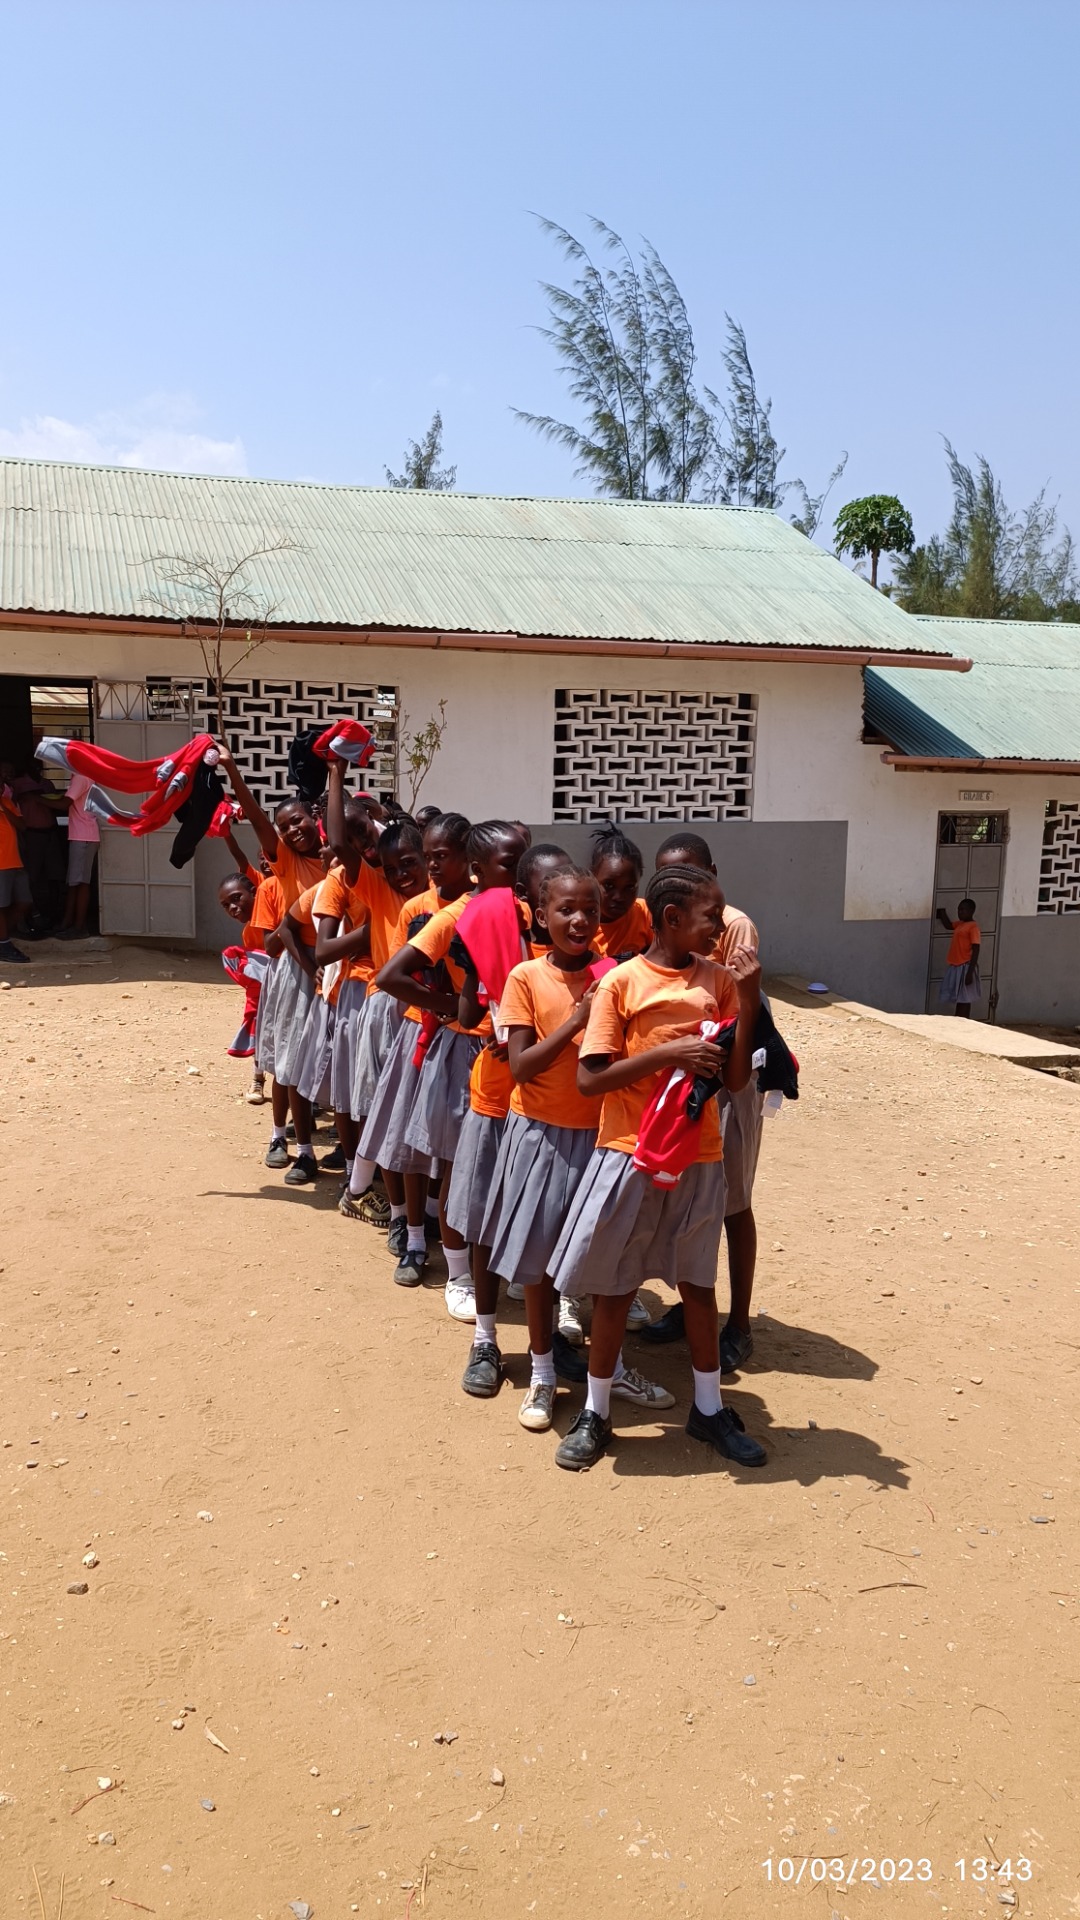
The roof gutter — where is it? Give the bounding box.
[882,752,1080,774]
[0,608,971,670]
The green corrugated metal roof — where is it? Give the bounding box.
[865,616,1080,760]
[0,457,954,656]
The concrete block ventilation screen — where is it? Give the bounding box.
[1038,799,1080,913]
[144,678,399,812]
[552,688,756,823]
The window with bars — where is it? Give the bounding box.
[1038,799,1080,913]
[552,688,756,823]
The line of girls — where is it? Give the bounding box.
[214,744,769,1474]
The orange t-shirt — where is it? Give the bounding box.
[580,953,740,1159]
[242,918,266,953]
[593,896,653,962]
[947,920,980,967]
[383,887,442,1023]
[313,868,373,986]
[288,884,320,950]
[250,874,286,939]
[0,798,22,871]
[501,955,602,1131]
[469,1044,514,1120]
[714,902,758,965]
[269,840,325,911]
[408,892,489,1036]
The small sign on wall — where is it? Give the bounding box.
[958,789,993,802]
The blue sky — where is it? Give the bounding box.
[2,0,1077,557]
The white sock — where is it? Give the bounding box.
[406,1225,426,1254]
[585,1374,613,1420]
[692,1367,723,1417]
[270,1127,286,1145]
[531,1348,556,1389]
[390,1203,407,1221]
[349,1154,377,1197]
[296,1142,315,1161]
[425,1195,441,1218]
[444,1246,471,1283]
[345,1156,355,1183]
[473,1311,497,1348]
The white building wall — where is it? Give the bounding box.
[6,626,1079,924]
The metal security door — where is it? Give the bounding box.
[926,812,1008,1019]
[95,718,197,938]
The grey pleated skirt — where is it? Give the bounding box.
[253,954,281,1076]
[939,961,981,1005]
[483,1111,597,1287]
[271,951,318,1088]
[352,990,403,1118]
[295,991,334,1104]
[719,1081,764,1216]
[550,1148,726,1298]
[404,1026,484,1165]
[328,977,369,1116]
[356,1017,431,1174]
[444,1108,505,1243]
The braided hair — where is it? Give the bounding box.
[379,816,424,859]
[644,862,717,926]
[423,809,470,849]
[537,863,597,912]
[590,822,643,877]
[518,841,572,892]
[465,818,523,866]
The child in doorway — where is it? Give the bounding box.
[937,899,981,1017]
[0,779,31,963]
[548,863,767,1474]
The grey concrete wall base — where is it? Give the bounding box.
[996,915,1080,1026]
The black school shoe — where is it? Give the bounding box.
[719,1323,754,1375]
[637,1302,685,1345]
[686,1403,766,1467]
[393,1246,427,1287]
[551,1330,589,1383]
[554,1409,612,1472]
[283,1153,318,1186]
[461,1342,502,1398]
[321,1145,346,1173]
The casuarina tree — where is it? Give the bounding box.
[385,411,456,490]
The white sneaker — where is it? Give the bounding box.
[444,1280,476,1323]
[625,1291,652,1331]
[506,1279,526,1302]
[518,1381,557,1431]
[558,1297,585,1346]
[610,1366,675,1410]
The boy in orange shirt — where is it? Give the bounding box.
[936,898,981,1017]
[0,783,31,963]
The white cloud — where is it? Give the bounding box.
[0,393,247,475]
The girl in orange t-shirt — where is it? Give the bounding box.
[548,863,767,1475]
[936,898,982,1017]
[383,820,529,1312]
[473,866,606,1425]
[357,813,474,1284]
[590,823,653,962]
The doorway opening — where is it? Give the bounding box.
[926,811,1008,1021]
[0,676,96,934]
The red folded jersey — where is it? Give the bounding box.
[455,888,529,1031]
[632,1018,729,1188]
[36,733,220,837]
[222,943,263,1055]
[313,720,375,768]
[412,1008,440,1069]
[207,799,243,839]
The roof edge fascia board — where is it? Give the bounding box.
[882,752,1080,775]
[0,610,971,671]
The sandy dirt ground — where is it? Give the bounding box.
[1,946,1078,1920]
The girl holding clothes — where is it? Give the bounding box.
[548,863,768,1474]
